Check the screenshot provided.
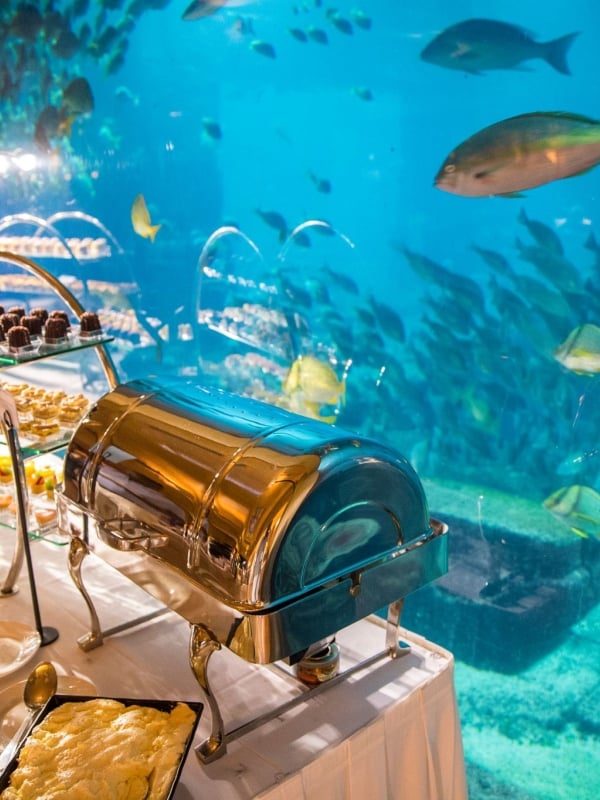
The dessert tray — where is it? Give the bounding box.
[0,453,64,543]
[0,695,204,798]
[0,330,113,364]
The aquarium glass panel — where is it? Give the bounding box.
[1,1,599,797]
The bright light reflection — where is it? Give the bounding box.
[13,153,37,172]
[0,155,9,175]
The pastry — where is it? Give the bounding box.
[58,405,82,424]
[30,307,48,324]
[79,310,102,335]
[44,316,68,342]
[20,315,43,336]
[29,421,60,439]
[33,403,59,420]
[7,325,32,349]
[47,309,71,328]
[34,507,57,527]
[0,313,19,333]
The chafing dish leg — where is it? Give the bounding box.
[385,599,411,658]
[190,623,226,763]
[68,538,104,651]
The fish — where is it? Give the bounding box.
[322,265,359,295]
[369,295,405,342]
[553,324,600,374]
[250,39,276,58]
[202,117,222,140]
[509,273,574,321]
[308,171,331,193]
[90,24,120,57]
[435,112,600,198]
[471,243,513,276]
[291,230,311,247]
[33,105,73,152]
[255,209,288,241]
[421,19,578,75]
[182,0,227,20]
[328,13,353,35]
[352,86,373,101]
[349,9,372,30]
[282,354,346,412]
[288,28,308,42]
[52,28,80,59]
[131,194,161,242]
[518,208,563,255]
[62,76,94,114]
[10,3,43,41]
[543,484,600,538]
[514,238,581,293]
[307,26,328,44]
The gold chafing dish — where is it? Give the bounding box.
[57,377,447,760]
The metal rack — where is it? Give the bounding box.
[0,250,118,645]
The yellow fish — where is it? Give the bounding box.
[131,194,161,243]
[282,355,345,422]
[543,484,600,538]
[553,323,600,374]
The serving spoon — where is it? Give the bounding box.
[0,661,57,771]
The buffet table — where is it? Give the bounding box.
[0,533,467,799]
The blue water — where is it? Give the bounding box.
[1,2,600,797]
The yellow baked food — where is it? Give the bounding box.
[28,421,60,439]
[34,507,57,527]
[0,698,196,800]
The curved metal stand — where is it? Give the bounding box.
[68,537,104,651]
[190,623,226,763]
[0,250,119,389]
[190,600,413,764]
[386,599,410,658]
[67,535,170,650]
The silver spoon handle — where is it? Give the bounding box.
[0,707,41,774]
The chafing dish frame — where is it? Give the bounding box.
[58,378,448,762]
[65,516,447,762]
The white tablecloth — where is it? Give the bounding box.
[0,533,467,799]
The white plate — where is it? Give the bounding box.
[0,622,40,679]
[0,675,97,751]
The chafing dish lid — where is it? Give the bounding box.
[61,379,433,611]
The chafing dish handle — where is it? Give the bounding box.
[98,522,169,552]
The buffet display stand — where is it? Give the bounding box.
[0,534,467,800]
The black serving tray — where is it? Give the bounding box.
[0,694,203,798]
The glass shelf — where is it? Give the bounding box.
[0,333,114,366]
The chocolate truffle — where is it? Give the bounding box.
[79,311,102,334]
[48,309,71,328]
[0,313,19,333]
[21,315,43,336]
[44,317,68,342]
[7,325,31,349]
[7,306,25,319]
[30,307,49,325]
